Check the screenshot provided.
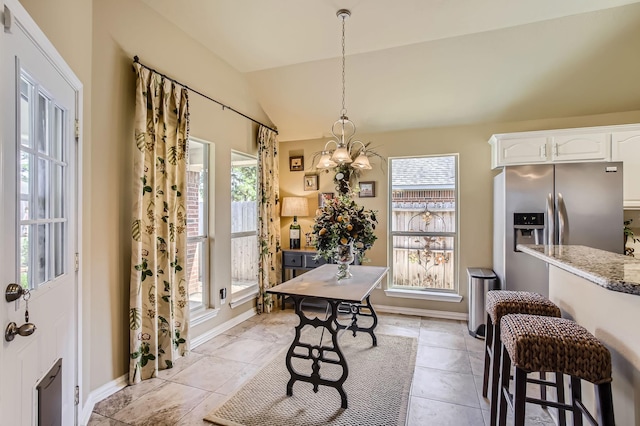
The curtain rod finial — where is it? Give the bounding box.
[134,55,139,63]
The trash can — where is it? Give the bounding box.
[467,267,499,339]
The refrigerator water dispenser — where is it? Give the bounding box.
[514,213,544,251]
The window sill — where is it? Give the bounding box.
[384,288,463,303]
[230,286,259,309]
[190,307,221,327]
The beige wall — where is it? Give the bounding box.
[279,110,640,314]
[21,0,271,405]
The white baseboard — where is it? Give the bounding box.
[374,304,468,321]
[190,307,257,349]
[80,373,128,425]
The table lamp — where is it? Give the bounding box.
[281,197,309,249]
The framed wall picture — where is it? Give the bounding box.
[318,192,334,207]
[304,174,319,191]
[289,156,304,172]
[359,181,376,198]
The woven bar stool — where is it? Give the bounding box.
[498,314,614,426]
[483,290,564,426]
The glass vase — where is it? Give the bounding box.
[335,241,354,280]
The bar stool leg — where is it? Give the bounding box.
[555,372,567,425]
[514,367,527,426]
[540,371,547,408]
[498,344,511,426]
[490,323,502,426]
[482,313,493,398]
[595,382,615,426]
[570,377,583,426]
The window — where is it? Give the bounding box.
[388,155,458,293]
[231,152,258,300]
[19,73,68,289]
[186,139,209,312]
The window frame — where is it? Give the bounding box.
[386,154,461,302]
[186,138,210,315]
[230,150,259,306]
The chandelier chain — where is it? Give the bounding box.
[341,14,346,116]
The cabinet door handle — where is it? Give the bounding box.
[553,143,558,157]
[540,144,546,159]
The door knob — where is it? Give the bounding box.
[5,283,26,302]
[5,322,36,342]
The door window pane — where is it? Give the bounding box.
[20,78,32,148]
[37,158,48,218]
[37,93,49,154]
[52,106,64,160]
[20,226,31,288]
[54,222,64,278]
[37,224,47,284]
[52,164,64,218]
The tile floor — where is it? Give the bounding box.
[88,309,557,426]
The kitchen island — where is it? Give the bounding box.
[517,244,640,426]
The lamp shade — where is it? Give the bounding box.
[331,146,352,164]
[281,197,309,217]
[351,152,372,169]
[316,152,338,169]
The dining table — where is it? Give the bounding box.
[266,264,389,409]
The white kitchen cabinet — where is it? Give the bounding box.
[550,133,609,162]
[489,131,608,168]
[612,130,640,208]
[489,124,640,169]
[491,136,548,167]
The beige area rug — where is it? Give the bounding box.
[204,332,417,426]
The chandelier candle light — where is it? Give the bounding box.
[281,197,309,249]
[316,9,372,172]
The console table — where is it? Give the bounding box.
[266,264,388,409]
[281,248,327,282]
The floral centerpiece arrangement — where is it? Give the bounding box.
[313,192,378,279]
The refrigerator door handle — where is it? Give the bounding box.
[546,193,555,245]
[557,193,568,245]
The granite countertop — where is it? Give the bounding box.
[516,244,640,296]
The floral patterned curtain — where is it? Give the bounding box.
[257,126,281,313]
[129,63,190,384]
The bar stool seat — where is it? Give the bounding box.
[483,290,563,426]
[498,314,614,426]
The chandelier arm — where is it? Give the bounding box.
[322,139,338,152]
[350,140,366,154]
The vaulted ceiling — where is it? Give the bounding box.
[142,0,640,141]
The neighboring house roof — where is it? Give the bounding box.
[391,156,455,189]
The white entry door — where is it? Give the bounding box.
[1,1,80,425]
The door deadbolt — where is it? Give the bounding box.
[5,283,25,302]
[5,322,36,342]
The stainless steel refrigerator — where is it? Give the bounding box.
[493,162,623,296]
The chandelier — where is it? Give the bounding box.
[316,9,372,171]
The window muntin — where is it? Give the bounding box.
[231,152,258,296]
[186,140,209,311]
[389,155,458,291]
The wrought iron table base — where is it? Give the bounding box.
[336,295,378,346]
[285,295,378,409]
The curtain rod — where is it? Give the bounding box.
[133,56,278,135]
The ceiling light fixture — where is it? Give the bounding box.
[316,9,372,171]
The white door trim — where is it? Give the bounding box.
[3,0,84,422]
